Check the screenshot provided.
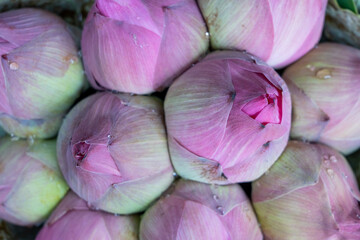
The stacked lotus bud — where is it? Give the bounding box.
[0,0,360,240]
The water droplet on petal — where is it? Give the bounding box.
[213,194,219,201]
[64,55,78,64]
[326,168,334,178]
[28,136,34,145]
[316,68,332,79]
[216,206,224,214]
[11,135,19,141]
[356,213,360,219]
[9,62,19,70]
[306,64,316,72]
[205,32,210,37]
[330,155,337,163]
[172,172,177,177]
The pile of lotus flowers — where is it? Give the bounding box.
[0,0,359,239]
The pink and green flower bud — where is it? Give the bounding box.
[36,191,139,240]
[0,0,83,26]
[140,179,262,240]
[0,137,68,226]
[82,0,209,94]
[283,43,360,154]
[197,0,327,68]
[324,0,360,48]
[57,92,174,214]
[0,9,86,139]
[165,51,291,184]
[252,141,360,240]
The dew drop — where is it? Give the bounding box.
[213,194,219,201]
[28,136,34,145]
[330,155,337,163]
[64,55,78,64]
[306,64,316,72]
[9,62,19,70]
[172,172,177,177]
[356,213,360,219]
[216,206,224,214]
[205,32,210,37]
[316,68,332,79]
[326,168,334,178]
[10,135,19,141]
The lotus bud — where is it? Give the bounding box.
[165,51,291,184]
[324,0,360,48]
[0,0,83,26]
[140,179,262,240]
[197,0,327,68]
[82,0,209,94]
[57,92,174,214]
[252,141,360,240]
[283,43,360,154]
[0,9,86,139]
[36,191,139,240]
[0,137,69,226]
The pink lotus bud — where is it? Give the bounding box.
[82,0,209,94]
[36,191,139,240]
[252,141,360,240]
[0,0,83,26]
[140,179,262,240]
[57,92,174,214]
[0,137,68,226]
[283,43,360,154]
[0,9,86,139]
[198,0,327,68]
[165,51,291,184]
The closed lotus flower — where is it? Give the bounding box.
[57,92,174,214]
[165,51,291,184]
[198,0,327,68]
[0,9,86,139]
[140,179,262,240]
[82,0,209,94]
[253,141,360,240]
[283,43,360,154]
[36,192,139,240]
[0,0,83,26]
[0,137,68,226]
